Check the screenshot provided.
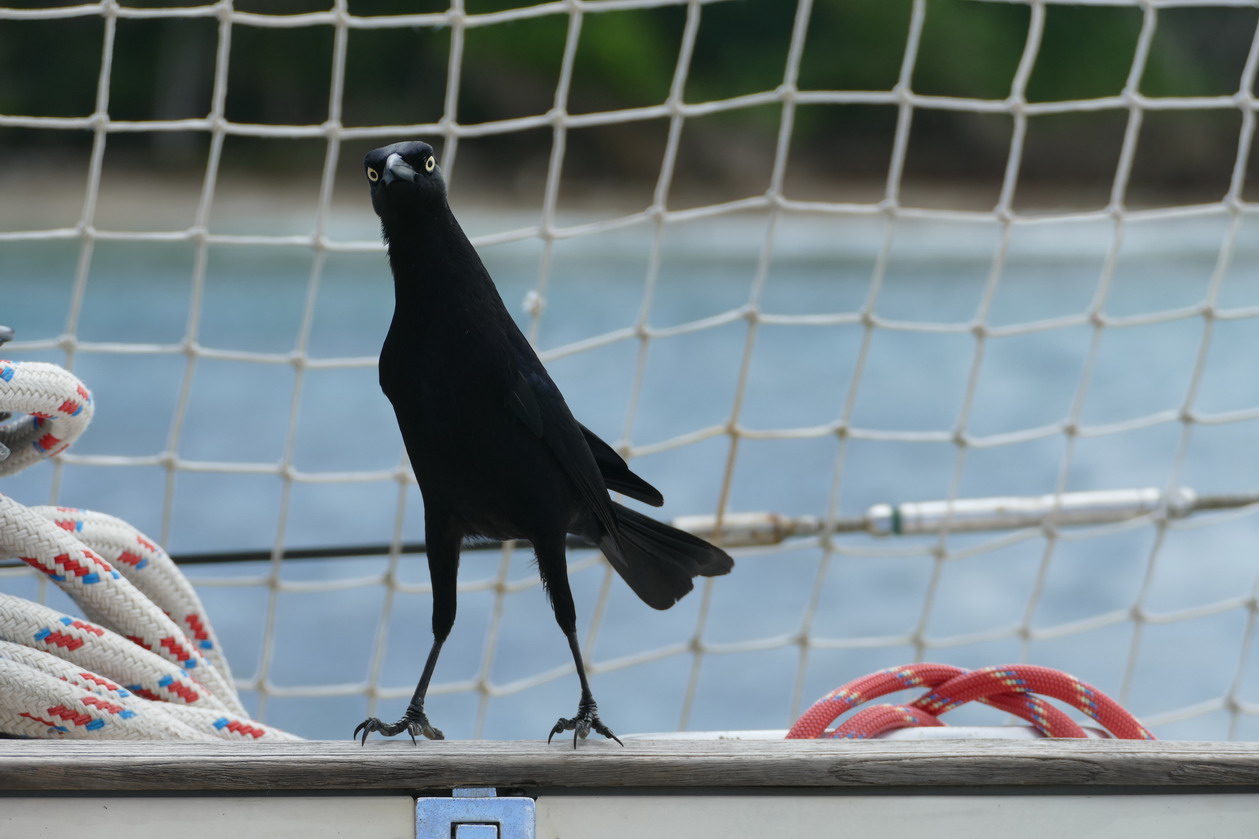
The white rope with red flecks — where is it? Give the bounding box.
[0,361,94,477]
[0,357,296,740]
[26,505,236,689]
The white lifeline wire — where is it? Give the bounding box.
[1,0,1257,736]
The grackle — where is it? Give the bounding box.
[353,141,733,747]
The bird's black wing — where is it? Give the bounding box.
[507,369,544,438]
[505,364,621,539]
[578,424,664,507]
[507,368,663,508]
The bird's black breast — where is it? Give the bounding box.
[379,301,579,540]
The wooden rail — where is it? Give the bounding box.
[2,739,1258,793]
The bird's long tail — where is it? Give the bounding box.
[598,503,734,611]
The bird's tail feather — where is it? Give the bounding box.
[599,503,734,610]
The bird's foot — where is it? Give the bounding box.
[354,708,444,745]
[548,700,623,749]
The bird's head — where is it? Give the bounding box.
[364,141,446,227]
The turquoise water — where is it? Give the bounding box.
[3,208,1259,740]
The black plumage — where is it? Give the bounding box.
[354,141,733,746]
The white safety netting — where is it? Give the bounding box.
[2,0,1258,740]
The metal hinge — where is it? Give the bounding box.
[416,787,536,839]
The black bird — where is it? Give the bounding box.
[354,141,734,746]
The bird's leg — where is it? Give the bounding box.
[355,513,460,744]
[536,535,622,748]
[548,628,623,748]
[354,638,446,744]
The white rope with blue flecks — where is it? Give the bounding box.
[0,494,243,716]
[0,358,293,739]
[26,505,236,685]
[0,636,295,741]
[0,361,94,478]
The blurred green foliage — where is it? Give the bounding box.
[0,0,1254,197]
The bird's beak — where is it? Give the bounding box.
[383,153,418,185]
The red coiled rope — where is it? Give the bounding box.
[787,663,1154,740]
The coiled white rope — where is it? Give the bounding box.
[0,355,294,740]
[0,361,94,479]
[0,591,223,711]
[27,505,236,690]
[0,638,294,741]
[0,495,243,713]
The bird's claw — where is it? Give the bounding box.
[547,702,623,749]
[354,711,444,745]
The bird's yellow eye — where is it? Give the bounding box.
[425,157,436,173]
[367,167,379,182]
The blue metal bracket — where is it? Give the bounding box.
[416,786,535,839]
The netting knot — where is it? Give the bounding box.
[523,289,544,318]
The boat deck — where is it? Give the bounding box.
[3,739,1258,838]
[3,737,1259,791]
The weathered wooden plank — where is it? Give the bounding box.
[1,739,1258,793]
